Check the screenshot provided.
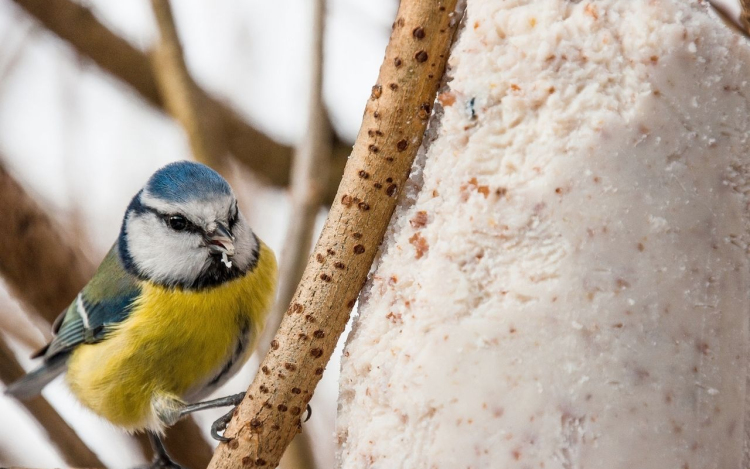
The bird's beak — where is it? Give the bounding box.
[205,222,235,256]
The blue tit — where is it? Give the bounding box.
[5,161,277,468]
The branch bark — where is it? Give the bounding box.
[149,0,227,170]
[0,162,213,468]
[0,332,103,467]
[8,0,350,202]
[208,1,462,467]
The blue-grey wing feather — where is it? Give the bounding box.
[6,244,140,400]
[44,243,141,358]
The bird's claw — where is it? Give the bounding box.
[211,407,236,442]
[303,404,312,423]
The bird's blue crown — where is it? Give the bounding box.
[145,161,231,202]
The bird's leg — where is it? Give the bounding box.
[177,392,314,442]
[178,391,245,417]
[143,431,183,469]
[176,392,245,442]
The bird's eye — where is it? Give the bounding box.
[168,215,188,231]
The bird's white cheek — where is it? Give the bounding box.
[127,215,209,286]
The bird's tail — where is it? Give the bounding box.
[4,353,69,400]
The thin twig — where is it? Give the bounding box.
[207,1,462,467]
[0,332,103,467]
[9,0,350,203]
[150,0,226,170]
[264,0,331,467]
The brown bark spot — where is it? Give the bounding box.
[255,459,267,466]
[327,248,335,255]
[418,103,431,119]
[313,330,325,338]
[358,170,370,179]
[353,244,366,254]
[284,363,297,371]
[371,84,382,99]
[291,303,304,314]
[358,202,370,211]
[386,184,398,197]
[373,111,380,118]
[353,232,363,239]
[278,404,288,412]
[315,253,325,263]
[291,406,302,416]
[229,439,239,449]
[270,340,279,350]
[250,418,262,428]
[310,348,324,358]
[347,298,357,308]
[292,387,302,394]
[389,83,398,91]
[374,182,382,189]
[394,57,402,67]
[261,366,270,375]
[341,194,353,206]
[415,50,428,62]
[319,273,332,282]
[397,139,408,151]
[315,367,325,375]
[242,456,252,466]
[259,385,269,393]
[334,262,345,269]
[413,26,426,39]
[368,144,379,153]
[386,177,393,183]
[496,187,507,196]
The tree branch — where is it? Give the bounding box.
[149,0,227,170]
[0,161,213,468]
[0,332,103,467]
[0,163,92,324]
[8,0,350,202]
[207,1,462,467]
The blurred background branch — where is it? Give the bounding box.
[0,333,103,467]
[272,0,330,466]
[9,0,351,203]
[150,0,227,171]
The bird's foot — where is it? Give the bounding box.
[211,407,236,442]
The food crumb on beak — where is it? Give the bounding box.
[221,252,233,269]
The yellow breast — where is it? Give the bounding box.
[66,242,277,431]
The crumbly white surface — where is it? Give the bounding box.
[337,1,750,468]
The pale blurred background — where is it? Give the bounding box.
[0,0,397,467]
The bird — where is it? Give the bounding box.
[5,161,278,469]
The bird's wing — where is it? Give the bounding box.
[43,244,141,358]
